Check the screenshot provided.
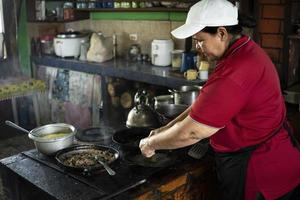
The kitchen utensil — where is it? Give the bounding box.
[151,39,174,66]
[187,140,209,159]
[126,105,160,128]
[5,120,30,133]
[6,120,76,155]
[29,123,75,155]
[169,85,201,105]
[155,103,188,119]
[126,90,160,128]
[55,144,119,174]
[94,155,116,176]
[112,127,151,151]
[54,31,89,58]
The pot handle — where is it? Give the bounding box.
[168,89,175,94]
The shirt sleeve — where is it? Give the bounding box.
[190,77,249,128]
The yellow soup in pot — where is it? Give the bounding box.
[40,132,71,140]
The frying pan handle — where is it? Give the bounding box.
[82,168,92,176]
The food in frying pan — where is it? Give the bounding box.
[62,149,115,168]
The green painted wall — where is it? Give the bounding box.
[18,0,30,76]
[90,12,186,21]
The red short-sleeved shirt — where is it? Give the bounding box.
[190,36,300,199]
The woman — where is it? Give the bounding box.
[139,0,300,199]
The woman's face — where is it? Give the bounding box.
[193,27,229,61]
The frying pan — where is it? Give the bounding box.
[55,144,119,174]
[123,149,178,168]
[112,128,152,151]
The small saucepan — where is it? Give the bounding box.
[169,85,201,105]
[5,120,75,156]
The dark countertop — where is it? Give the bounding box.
[0,118,202,200]
[0,146,198,200]
[32,56,205,88]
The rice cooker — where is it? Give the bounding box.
[54,31,89,58]
[151,39,174,66]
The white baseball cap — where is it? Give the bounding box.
[171,0,238,39]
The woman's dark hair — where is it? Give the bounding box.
[202,13,256,35]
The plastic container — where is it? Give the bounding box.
[151,39,174,66]
[171,50,184,69]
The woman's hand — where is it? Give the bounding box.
[139,137,155,157]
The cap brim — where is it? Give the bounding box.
[171,24,205,39]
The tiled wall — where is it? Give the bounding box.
[64,19,185,57]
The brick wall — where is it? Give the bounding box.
[257,0,287,76]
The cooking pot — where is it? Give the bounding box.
[170,85,201,105]
[54,31,89,58]
[28,123,76,155]
[5,121,75,156]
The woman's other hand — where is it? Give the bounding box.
[139,137,155,157]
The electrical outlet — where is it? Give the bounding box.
[129,33,138,41]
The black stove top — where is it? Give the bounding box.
[21,147,187,200]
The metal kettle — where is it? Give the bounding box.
[126,90,160,128]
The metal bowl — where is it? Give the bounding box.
[28,123,76,156]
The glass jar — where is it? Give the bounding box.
[171,50,184,69]
[198,60,210,80]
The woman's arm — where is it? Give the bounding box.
[140,115,221,157]
[149,106,192,137]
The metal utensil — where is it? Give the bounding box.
[94,155,116,176]
[5,120,30,133]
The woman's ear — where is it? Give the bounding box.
[217,27,228,41]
